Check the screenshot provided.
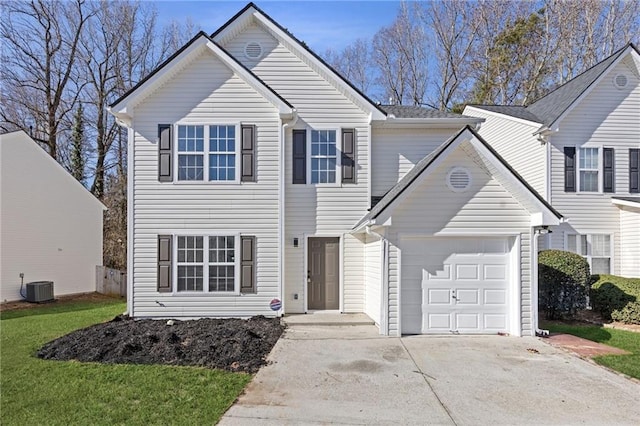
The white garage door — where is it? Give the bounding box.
[401,237,511,334]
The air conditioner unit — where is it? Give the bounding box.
[26,281,54,303]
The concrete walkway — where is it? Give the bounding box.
[220,324,640,425]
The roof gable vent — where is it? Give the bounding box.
[447,167,472,192]
[613,73,628,89]
[244,41,263,60]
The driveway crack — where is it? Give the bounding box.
[399,338,458,426]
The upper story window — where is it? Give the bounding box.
[176,125,238,182]
[564,146,614,193]
[310,130,337,184]
[578,147,599,192]
[291,128,356,185]
[566,233,611,274]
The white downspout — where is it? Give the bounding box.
[279,112,298,316]
[532,227,549,336]
[366,225,389,336]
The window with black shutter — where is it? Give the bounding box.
[564,147,576,192]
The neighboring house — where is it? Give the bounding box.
[109,2,561,336]
[464,43,640,278]
[0,131,106,302]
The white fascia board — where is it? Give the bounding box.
[550,46,639,130]
[611,198,640,210]
[463,105,542,128]
[372,117,483,129]
[469,137,560,226]
[110,36,210,119]
[205,41,294,117]
[250,12,387,121]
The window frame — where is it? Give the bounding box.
[565,233,613,274]
[307,127,341,186]
[577,146,601,193]
[174,123,241,184]
[173,233,241,295]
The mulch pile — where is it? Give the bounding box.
[37,315,285,373]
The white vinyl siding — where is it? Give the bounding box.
[384,145,534,336]
[221,24,371,313]
[0,132,104,302]
[463,106,547,197]
[130,50,281,318]
[371,127,465,196]
[548,60,640,275]
[364,238,382,324]
[619,206,640,278]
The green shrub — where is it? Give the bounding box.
[591,274,640,323]
[611,302,640,324]
[538,250,591,320]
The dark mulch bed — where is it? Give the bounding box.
[37,315,285,373]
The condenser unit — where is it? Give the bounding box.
[25,281,54,303]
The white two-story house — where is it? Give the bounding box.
[109,3,561,336]
[465,44,640,278]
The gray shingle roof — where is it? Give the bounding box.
[469,43,638,127]
[380,105,477,119]
[467,105,542,123]
[526,46,630,126]
[353,125,562,230]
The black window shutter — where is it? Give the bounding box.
[158,124,173,182]
[240,236,256,294]
[341,129,356,184]
[631,148,640,193]
[564,147,576,192]
[603,148,614,193]
[157,235,172,293]
[241,125,256,182]
[292,129,306,184]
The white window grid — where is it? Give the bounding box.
[175,235,238,293]
[209,125,236,181]
[578,147,599,192]
[177,125,204,181]
[566,233,612,274]
[176,124,239,182]
[310,129,337,184]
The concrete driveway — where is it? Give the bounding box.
[220,325,640,425]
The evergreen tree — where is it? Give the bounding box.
[70,104,85,184]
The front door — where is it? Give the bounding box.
[308,237,340,310]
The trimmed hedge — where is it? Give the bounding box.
[591,274,640,324]
[538,250,591,320]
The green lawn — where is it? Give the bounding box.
[544,322,640,379]
[1,299,251,425]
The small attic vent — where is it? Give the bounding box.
[614,73,628,89]
[244,42,263,60]
[447,167,472,192]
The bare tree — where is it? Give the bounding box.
[0,0,95,160]
[373,1,428,105]
[324,39,375,95]
[419,0,480,111]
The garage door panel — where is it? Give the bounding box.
[484,289,507,305]
[456,313,479,330]
[484,314,507,330]
[428,288,452,304]
[456,264,479,280]
[401,237,511,335]
[427,314,451,330]
[484,264,507,280]
[455,289,479,304]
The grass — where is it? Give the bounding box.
[544,322,640,379]
[1,299,251,425]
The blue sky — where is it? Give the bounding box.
[154,0,402,53]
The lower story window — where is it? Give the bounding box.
[176,235,236,292]
[566,233,611,274]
